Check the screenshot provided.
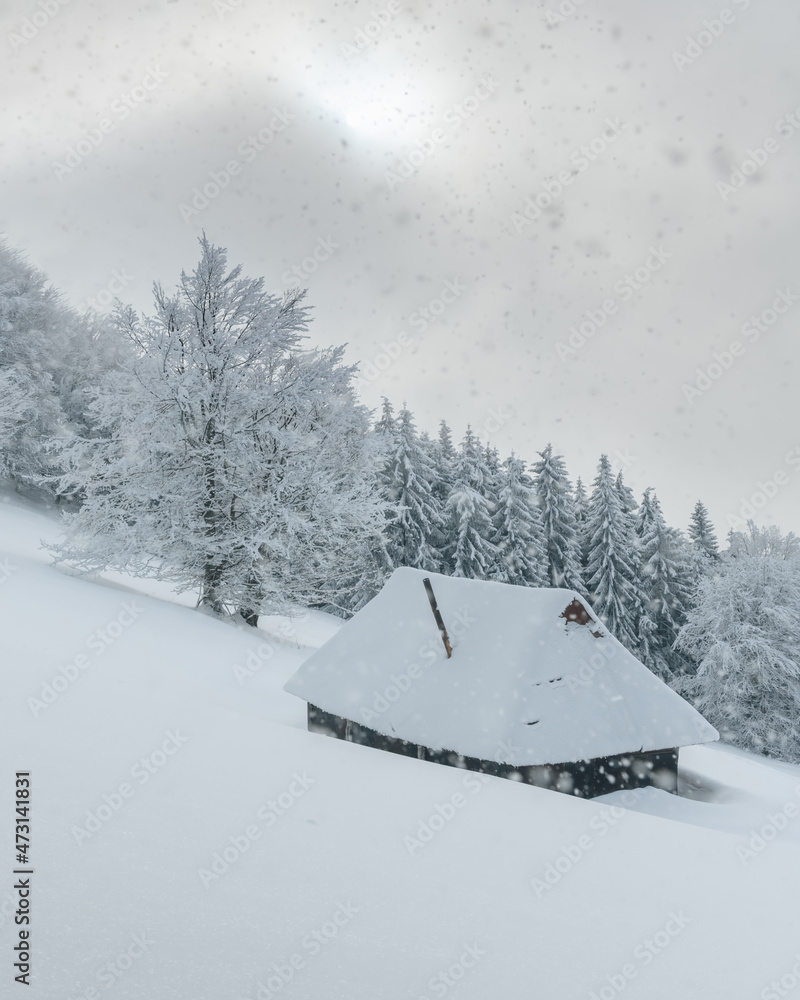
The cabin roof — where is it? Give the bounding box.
[284,568,718,766]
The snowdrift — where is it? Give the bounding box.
[1,495,798,1000]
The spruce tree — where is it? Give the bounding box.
[635,489,692,678]
[418,428,434,459]
[377,405,443,571]
[430,420,457,509]
[491,455,546,586]
[445,428,497,579]
[482,443,504,577]
[688,501,720,561]
[574,477,589,525]
[427,420,457,570]
[573,476,589,570]
[375,396,397,438]
[616,471,638,520]
[532,443,584,591]
[584,454,642,650]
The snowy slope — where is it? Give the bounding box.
[2,494,800,1000]
[285,567,718,764]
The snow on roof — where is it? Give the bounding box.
[284,568,718,766]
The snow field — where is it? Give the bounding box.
[1,497,799,998]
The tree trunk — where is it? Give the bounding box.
[239,607,259,628]
[200,443,226,615]
[237,572,263,627]
[201,561,225,615]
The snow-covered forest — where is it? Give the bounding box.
[3,235,799,764]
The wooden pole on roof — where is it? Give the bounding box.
[423,578,453,658]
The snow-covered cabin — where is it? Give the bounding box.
[284,568,718,797]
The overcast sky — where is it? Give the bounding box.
[2,0,799,536]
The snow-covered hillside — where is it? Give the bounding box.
[3,494,799,1000]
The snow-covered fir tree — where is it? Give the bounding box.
[675,524,800,761]
[688,500,720,562]
[444,427,497,579]
[481,444,503,517]
[377,405,443,572]
[584,454,643,650]
[52,236,384,623]
[573,476,589,530]
[432,420,456,502]
[574,477,588,521]
[483,444,502,482]
[635,489,692,678]
[572,476,590,572]
[531,443,584,591]
[418,428,434,463]
[428,420,458,569]
[323,405,396,616]
[374,396,397,438]
[615,471,638,520]
[490,455,546,586]
[481,443,504,577]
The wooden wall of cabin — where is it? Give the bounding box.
[306,704,678,798]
